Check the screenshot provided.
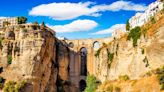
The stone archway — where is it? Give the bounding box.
[80,47,87,76]
[93,41,100,51]
[79,80,86,92]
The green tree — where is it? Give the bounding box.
[17,17,27,24]
[41,22,46,27]
[127,26,141,47]
[7,55,12,65]
[85,75,98,92]
[40,22,46,31]
[126,20,130,31]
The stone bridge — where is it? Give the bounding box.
[64,37,114,91]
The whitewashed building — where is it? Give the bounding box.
[112,30,125,38]
[0,17,18,28]
[129,0,163,28]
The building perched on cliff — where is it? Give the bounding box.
[0,17,18,28]
[129,0,163,28]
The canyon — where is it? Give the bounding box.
[0,10,163,92]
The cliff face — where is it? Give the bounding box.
[0,25,57,92]
[94,12,164,82]
[94,12,164,92]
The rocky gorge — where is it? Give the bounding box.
[0,10,163,92]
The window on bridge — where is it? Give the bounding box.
[80,47,87,76]
[93,41,100,51]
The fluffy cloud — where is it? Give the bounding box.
[0,17,8,19]
[92,24,126,35]
[47,19,98,33]
[29,1,147,20]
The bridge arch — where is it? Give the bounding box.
[79,79,86,92]
[93,41,100,51]
[80,47,87,76]
[68,42,74,48]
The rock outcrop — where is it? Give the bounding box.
[0,24,57,92]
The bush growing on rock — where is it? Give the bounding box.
[0,38,3,49]
[85,75,98,92]
[127,26,141,47]
[156,66,164,90]
[7,55,12,65]
[119,75,130,81]
[3,80,27,92]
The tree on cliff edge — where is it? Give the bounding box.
[126,20,130,31]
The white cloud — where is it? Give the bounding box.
[0,17,8,19]
[47,19,98,33]
[92,24,126,35]
[29,1,147,20]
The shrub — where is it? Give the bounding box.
[106,49,114,68]
[156,66,164,90]
[116,44,119,56]
[127,26,141,47]
[150,17,156,24]
[0,38,3,49]
[3,81,16,92]
[94,49,101,58]
[15,80,27,92]
[0,77,5,89]
[107,49,114,62]
[142,29,147,38]
[126,20,130,31]
[143,56,149,67]
[107,85,113,92]
[7,55,12,65]
[115,86,121,92]
[17,17,27,24]
[141,48,145,54]
[119,75,130,81]
[85,75,98,92]
[3,80,27,92]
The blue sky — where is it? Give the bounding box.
[0,0,155,39]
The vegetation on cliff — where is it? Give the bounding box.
[85,75,99,92]
[156,66,164,90]
[0,38,3,49]
[0,77,5,89]
[126,20,130,31]
[3,80,27,92]
[119,75,130,81]
[127,26,141,47]
[7,55,12,65]
[17,17,27,24]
